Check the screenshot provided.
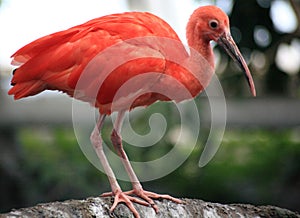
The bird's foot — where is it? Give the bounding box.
[102,189,149,218]
[101,188,182,217]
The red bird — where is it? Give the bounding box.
[9,5,256,218]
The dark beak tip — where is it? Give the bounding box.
[252,88,257,97]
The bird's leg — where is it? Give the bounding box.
[91,114,148,218]
[90,114,121,193]
[102,111,182,214]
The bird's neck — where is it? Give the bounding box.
[186,15,215,68]
[187,34,215,69]
[183,29,215,94]
[184,45,214,95]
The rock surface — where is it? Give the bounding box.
[1,197,299,218]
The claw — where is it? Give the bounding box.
[102,190,149,218]
[101,188,182,218]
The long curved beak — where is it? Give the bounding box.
[217,33,256,96]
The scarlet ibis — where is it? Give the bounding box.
[8,5,256,218]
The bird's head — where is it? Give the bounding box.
[187,5,256,96]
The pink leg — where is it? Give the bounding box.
[90,115,120,193]
[102,111,182,215]
[90,114,147,218]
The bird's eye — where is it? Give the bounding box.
[209,20,219,29]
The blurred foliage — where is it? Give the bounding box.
[1,126,299,213]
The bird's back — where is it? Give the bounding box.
[9,12,205,114]
[9,12,180,94]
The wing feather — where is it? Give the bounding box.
[9,12,183,108]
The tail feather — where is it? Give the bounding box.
[8,81,46,100]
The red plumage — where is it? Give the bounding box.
[8,6,256,218]
[9,12,195,114]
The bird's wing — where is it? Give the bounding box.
[9,12,187,104]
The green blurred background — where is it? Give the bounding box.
[0,0,300,214]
